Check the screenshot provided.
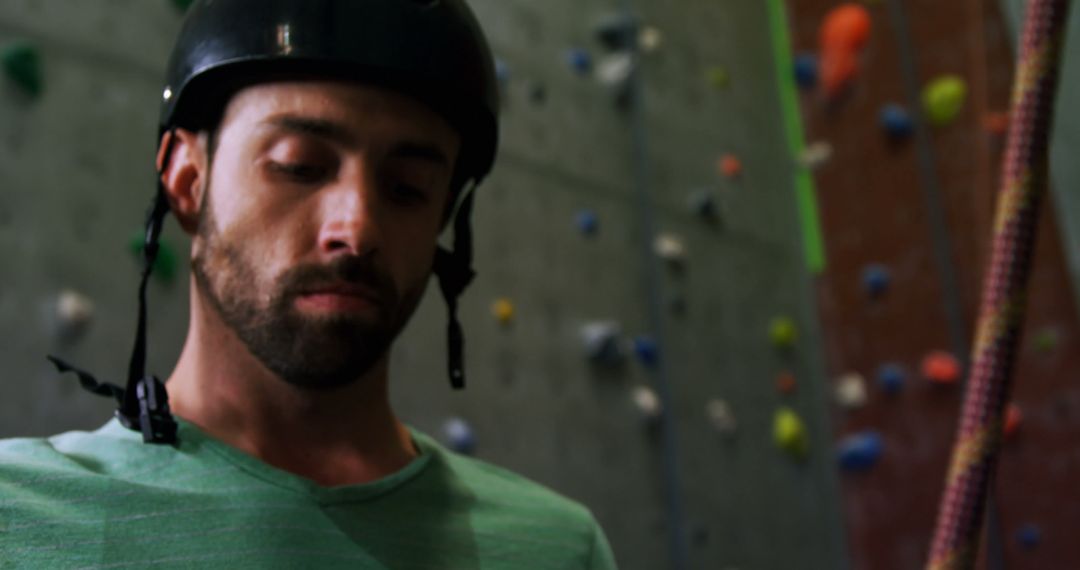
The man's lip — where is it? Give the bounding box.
[300,286,380,301]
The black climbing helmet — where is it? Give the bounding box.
[50,0,499,445]
[160,0,500,185]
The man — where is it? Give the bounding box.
[0,1,617,568]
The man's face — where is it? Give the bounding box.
[190,81,461,390]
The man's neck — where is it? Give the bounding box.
[166,289,417,488]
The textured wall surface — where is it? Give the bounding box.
[0,1,847,568]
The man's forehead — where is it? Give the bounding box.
[221,80,457,142]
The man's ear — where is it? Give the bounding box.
[157,128,207,236]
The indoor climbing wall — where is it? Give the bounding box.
[1,1,850,569]
[785,0,1080,568]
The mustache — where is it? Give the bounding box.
[278,256,398,306]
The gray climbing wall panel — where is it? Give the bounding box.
[0,1,847,568]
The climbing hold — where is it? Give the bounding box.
[1032,327,1060,353]
[770,317,798,350]
[982,111,1010,136]
[687,189,720,221]
[880,104,914,139]
[491,298,515,326]
[774,407,809,459]
[1004,403,1023,439]
[776,371,797,395]
[129,233,180,284]
[576,209,599,237]
[633,336,660,368]
[706,66,730,90]
[527,82,547,105]
[862,264,891,297]
[818,4,871,100]
[798,141,833,170]
[794,53,819,90]
[631,386,663,422]
[835,373,869,409]
[820,4,873,53]
[876,363,906,394]
[171,0,195,11]
[653,233,687,265]
[55,290,95,341]
[1015,523,1042,550]
[593,13,639,51]
[922,75,968,127]
[638,26,663,53]
[718,154,742,179]
[566,48,593,75]
[820,48,859,100]
[837,431,883,472]
[922,351,962,384]
[1,41,43,98]
[495,59,511,85]
[581,321,625,366]
[442,417,477,455]
[595,53,635,88]
[705,399,737,436]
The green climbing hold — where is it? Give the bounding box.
[1,41,43,98]
[770,317,798,349]
[706,66,730,90]
[171,0,196,12]
[129,232,180,284]
[922,75,967,127]
[1033,328,1060,353]
[774,407,809,460]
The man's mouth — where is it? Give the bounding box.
[295,284,381,313]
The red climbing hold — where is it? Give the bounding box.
[922,351,962,384]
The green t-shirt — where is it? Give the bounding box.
[0,418,617,569]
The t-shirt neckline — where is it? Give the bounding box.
[101,417,435,506]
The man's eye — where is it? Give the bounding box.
[269,162,329,183]
[388,184,427,204]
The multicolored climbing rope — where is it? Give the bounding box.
[926,1,1073,568]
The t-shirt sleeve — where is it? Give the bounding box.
[587,518,618,570]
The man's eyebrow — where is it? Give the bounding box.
[261,115,450,167]
[388,141,451,168]
[263,115,357,146]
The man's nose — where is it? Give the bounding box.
[316,173,381,257]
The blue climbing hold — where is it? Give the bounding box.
[1016,523,1042,550]
[837,432,883,472]
[862,264,891,297]
[495,59,511,84]
[877,364,906,394]
[633,336,660,367]
[576,209,599,236]
[794,54,818,89]
[567,48,593,75]
[880,104,914,139]
[442,418,477,455]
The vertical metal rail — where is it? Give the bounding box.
[616,0,690,568]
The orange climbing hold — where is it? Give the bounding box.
[983,111,1010,136]
[776,372,797,395]
[818,4,872,100]
[719,154,742,179]
[1004,403,1023,439]
[820,4,872,53]
[921,351,962,384]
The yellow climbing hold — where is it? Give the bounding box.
[492,298,515,325]
[774,407,809,459]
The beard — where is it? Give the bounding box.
[190,192,426,391]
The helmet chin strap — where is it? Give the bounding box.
[48,133,181,445]
[49,136,479,444]
[434,186,477,390]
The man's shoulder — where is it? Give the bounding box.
[413,429,594,524]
